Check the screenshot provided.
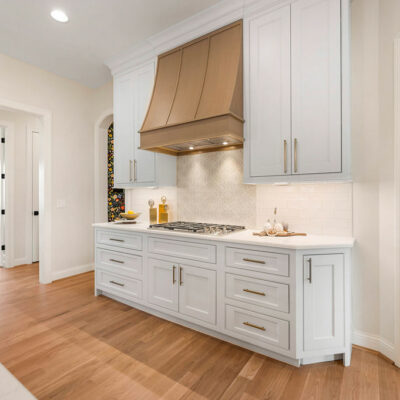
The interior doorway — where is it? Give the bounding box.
[0,97,52,284]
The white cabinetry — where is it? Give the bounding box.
[94,227,352,367]
[148,257,216,324]
[303,254,344,351]
[178,264,216,324]
[113,61,176,188]
[244,0,349,182]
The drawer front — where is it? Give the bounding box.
[225,305,289,350]
[96,269,143,301]
[226,247,289,276]
[148,237,216,263]
[96,230,143,251]
[225,273,289,313]
[95,248,143,278]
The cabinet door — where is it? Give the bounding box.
[113,73,134,185]
[303,254,344,351]
[291,0,341,174]
[133,63,156,184]
[148,258,178,311]
[178,264,216,324]
[248,6,291,177]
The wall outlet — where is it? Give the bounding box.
[56,199,66,208]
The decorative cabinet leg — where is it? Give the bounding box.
[343,350,352,367]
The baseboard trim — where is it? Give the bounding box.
[353,330,396,362]
[52,263,94,281]
[11,258,30,267]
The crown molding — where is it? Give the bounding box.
[105,0,284,77]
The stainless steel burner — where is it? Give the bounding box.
[148,221,246,235]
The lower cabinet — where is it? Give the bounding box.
[303,254,345,351]
[148,258,217,324]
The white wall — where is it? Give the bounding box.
[0,53,106,280]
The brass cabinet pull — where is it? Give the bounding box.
[243,321,266,331]
[110,280,124,287]
[243,288,266,296]
[294,138,298,173]
[129,160,133,182]
[109,238,125,243]
[283,140,287,173]
[307,258,312,283]
[179,266,183,286]
[243,258,265,265]
[172,265,176,284]
[109,258,124,264]
[133,159,137,182]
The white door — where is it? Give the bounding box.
[291,0,342,174]
[303,254,344,351]
[133,62,156,184]
[113,73,134,185]
[0,127,4,267]
[148,258,178,311]
[32,131,39,263]
[248,5,291,177]
[178,264,216,324]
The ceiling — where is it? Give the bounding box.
[0,0,221,88]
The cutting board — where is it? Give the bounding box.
[253,231,307,237]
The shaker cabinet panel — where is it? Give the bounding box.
[291,0,342,174]
[133,63,156,184]
[148,258,179,311]
[303,254,344,351]
[114,74,134,185]
[248,5,291,177]
[178,264,216,324]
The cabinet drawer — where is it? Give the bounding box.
[148,237,216,263]
[96,269,143,301]
[225,247,289,276]
[96,230,142,251]
[225,305,289,350]
[225,273,289,313]
[95,248,142,278]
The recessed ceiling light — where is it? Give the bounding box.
[189,146,194,150]
[51,9,69,23]
[222,141,228,145]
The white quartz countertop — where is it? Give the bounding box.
[93,222,355,250]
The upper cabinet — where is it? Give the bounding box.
[244,0,350,183]
[113,61,176,188]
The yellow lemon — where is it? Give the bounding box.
[127,210,134,215]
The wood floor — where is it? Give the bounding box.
[0,265,399,400]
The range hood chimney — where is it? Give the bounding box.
[139,20,243,155]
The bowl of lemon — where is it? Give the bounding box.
[119,210,141,221]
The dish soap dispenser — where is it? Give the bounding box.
[148,199,157,224]
[159,195,169,223]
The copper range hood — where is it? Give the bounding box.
[139,20,243,155]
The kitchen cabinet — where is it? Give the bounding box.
[178,264,216,324]
[148,258,178,311]
[244,0,349,182]
[94,225,353,367]
[148,257,216,323]
[247,5,291,177]
[113,61,176,188]
[303,254,345,351]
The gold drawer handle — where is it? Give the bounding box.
[109,259,124,264]
[110,280,125,287]
[179,266,183,286]
[109,238,125,243]
[243,321,266,331]
[243,258,265,265]
[243,288,266,296]
[172,265,176,284]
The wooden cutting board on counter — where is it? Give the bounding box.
[253,231,307,237]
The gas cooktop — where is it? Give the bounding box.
[148,221,246,235]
